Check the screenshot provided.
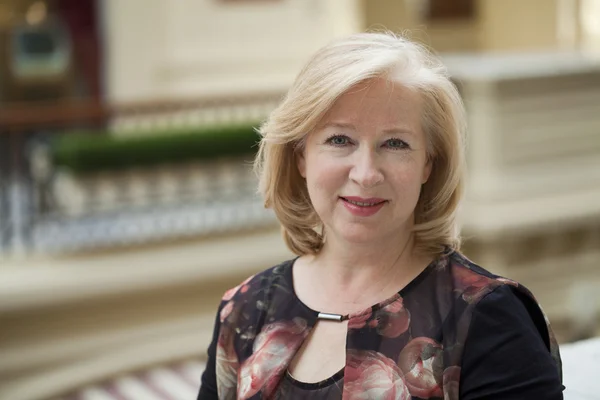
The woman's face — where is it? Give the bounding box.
[297,78,432,246]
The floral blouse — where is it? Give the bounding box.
[197,250,564,399]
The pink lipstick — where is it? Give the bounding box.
[340,196,387,217]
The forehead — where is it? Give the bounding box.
[321,78,423,131]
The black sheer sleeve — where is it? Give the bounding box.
[197,303,223,400]
[459,284,564,400]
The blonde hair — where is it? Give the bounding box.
[254,32,466,257]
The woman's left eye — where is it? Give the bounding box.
[384,138,409,149]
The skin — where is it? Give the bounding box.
[288,77,435,383]
[297,78,431,254]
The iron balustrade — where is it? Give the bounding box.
[0,92,283,255]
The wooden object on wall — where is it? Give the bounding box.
[427,0,475,20]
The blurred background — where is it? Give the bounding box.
[0,0,599,399]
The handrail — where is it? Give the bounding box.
[0,101,108,132]
[0,91,283,133]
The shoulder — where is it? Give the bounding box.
[458,279,564,397]
[215,258,297,350]
[446,251,530,305]
[216,257,310,366]
[441,250,559,353]
[432,250,549,336]
[445,252,563,386]
[220,257,296,304]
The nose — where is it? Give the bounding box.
[348,148,384,189]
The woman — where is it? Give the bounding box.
[197,32,563,399]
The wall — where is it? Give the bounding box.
[362,0,592,53]
[478,0,561,51]
[102,0,362,102]
[581,0,600,51]
[362,0,480,52]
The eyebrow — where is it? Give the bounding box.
[382,128,417,138]
[321,122,417,137]
[320,122,355,130]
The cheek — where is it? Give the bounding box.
[391,173,419,194]
[305,156,348,195]
[388,162,427,193]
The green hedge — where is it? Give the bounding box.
[52,123,262,173]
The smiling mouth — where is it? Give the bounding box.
[340,197,387,207]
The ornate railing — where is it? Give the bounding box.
[0,92,283,255]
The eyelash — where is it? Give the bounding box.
[324,135,410,150]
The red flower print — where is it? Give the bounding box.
[442,366,461,400]
[383,298,404,313]
[453,266,497,304]
[348,309,372,329]
[398,337,444,398]
[345,350,411,400]
[220,301,234,323]
[222,275,254,301]
[237,317,309,399]
[373,297,411,338]
[216,328,239,400]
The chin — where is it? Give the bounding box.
[335,223,388,244]
[331,217,412,245]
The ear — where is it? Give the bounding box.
[296,149,307,178]
[422,157,432,184]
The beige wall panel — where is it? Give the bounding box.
[363,0,479,51]
[478,0,560,51]
[103,0,362,102]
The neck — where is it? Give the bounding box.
[314,231,416,294]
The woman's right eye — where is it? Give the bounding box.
[325,135,350,147]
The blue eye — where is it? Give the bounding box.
[385,138,409,149]
[326,135,350,147]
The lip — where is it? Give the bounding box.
[342,196,386,204]
[340,196,387,217]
